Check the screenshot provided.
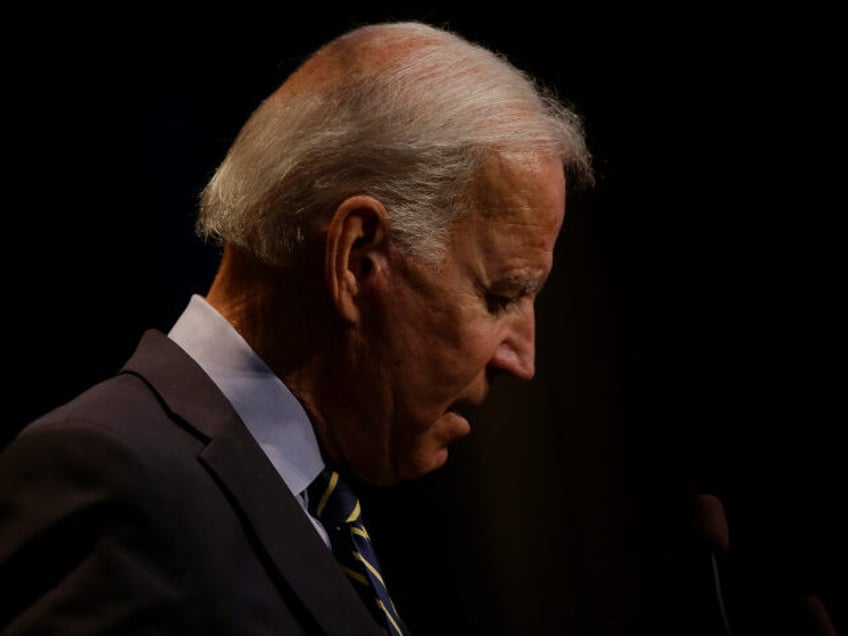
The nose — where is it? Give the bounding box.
[489,305,536,382]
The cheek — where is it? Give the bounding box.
[394,303,496,399]
[428,327,497,388]
[400,345,481,411]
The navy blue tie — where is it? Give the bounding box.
[307,469,405,635]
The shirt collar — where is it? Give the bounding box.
[168,294,324,496]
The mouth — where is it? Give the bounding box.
[447,392,485,417]
[442,406,472,444]
[445,399,482,427]
[446,402,470,420]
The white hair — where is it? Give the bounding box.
[197,21,593,266]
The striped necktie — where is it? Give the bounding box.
[307,469,405,636]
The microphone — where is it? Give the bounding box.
[694,493,729,554]
[694,493,732,635]
[692,496,838,635]
[795,594,837,636]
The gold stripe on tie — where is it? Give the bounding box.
[315,471,338,517]
[341,566,369,586]
[377,599,404,636]
[345,499,361,523]
[353,551,386,588]
[351,526,370,540]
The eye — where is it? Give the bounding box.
[485,292,514,314]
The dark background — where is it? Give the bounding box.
[2,4,842,634]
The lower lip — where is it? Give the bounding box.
[445,411,471,436]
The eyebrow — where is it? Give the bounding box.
[493,275,547,297]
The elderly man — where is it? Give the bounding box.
[0,21,592,635]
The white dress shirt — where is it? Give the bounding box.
[168,294,329,545]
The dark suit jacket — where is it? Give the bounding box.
[0,330,383,635]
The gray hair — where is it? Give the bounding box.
[197,21,593,266]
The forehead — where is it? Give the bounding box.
[442,153,566,289]
[469,153,566,241]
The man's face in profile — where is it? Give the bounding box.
[346,154,566,484]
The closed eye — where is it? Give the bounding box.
[484,275,544,315]
[486,293,514,314]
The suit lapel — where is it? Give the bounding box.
[121,330,382,636]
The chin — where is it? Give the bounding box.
[396,444,450,482]
[391,414,470,481]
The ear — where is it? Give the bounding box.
[325,195,390,323]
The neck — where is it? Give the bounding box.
[205,243,351,468]
[206,244,332,402]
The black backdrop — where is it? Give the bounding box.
[2,4,842,634]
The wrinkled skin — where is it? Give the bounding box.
[333,153,567,484]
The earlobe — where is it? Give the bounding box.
[325,195,389,324]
